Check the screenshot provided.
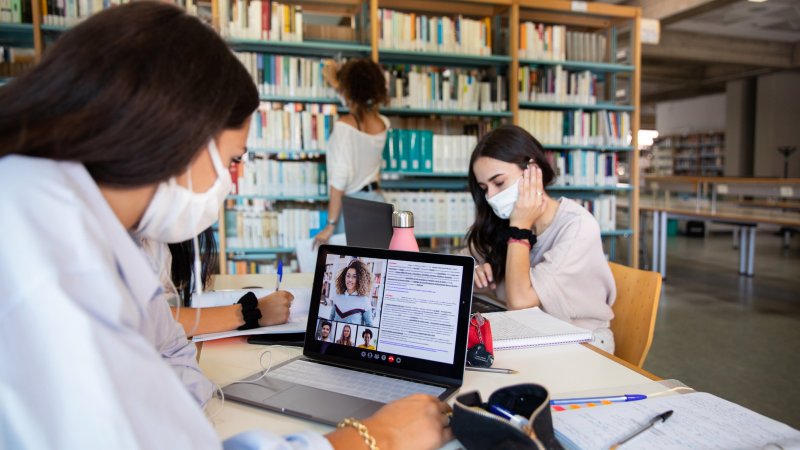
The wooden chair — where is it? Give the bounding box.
[608,262,663,368]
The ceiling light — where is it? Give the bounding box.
[747,0,768,3]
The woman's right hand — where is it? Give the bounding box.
[474,262,497,291]
[312,224,334,249]
[329,394,452,450]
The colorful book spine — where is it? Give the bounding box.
[220,0,302,42]
[233,155,327,197]
[382,129,476,174]
[379,9,491,55]
[235,53,335,98]
[382,191,475,236]
[518,66,597,105]
[248,102,337,151]
[224,198,327,249]
[519,22,607,63]
[546,150,618,187]
[519,109,630,147]
[573,196,617,231]
[384,65,506,112]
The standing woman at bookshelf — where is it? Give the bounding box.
[466,125,617,353]
[0,3,451,449]
[313,58,390,246]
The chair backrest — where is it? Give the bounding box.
[608,262,663,368]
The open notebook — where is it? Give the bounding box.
[482,308,593,350]
[553,392,800,450]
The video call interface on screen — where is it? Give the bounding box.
[314,252,464,368]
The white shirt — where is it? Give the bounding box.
[326,115,390,194]
[0,155,333,450]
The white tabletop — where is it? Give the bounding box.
[202,274,659,441]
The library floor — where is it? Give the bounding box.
[641,230,800,428]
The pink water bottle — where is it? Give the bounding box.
[389,211,419,252]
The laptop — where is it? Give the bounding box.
[342,196,394,249]
[222,244,475,425]
[342,196,504,314]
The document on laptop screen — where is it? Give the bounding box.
[377,260,462,364]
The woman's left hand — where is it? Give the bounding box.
[509,163,547,230]
[257,290,294,327]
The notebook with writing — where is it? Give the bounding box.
[553,392,800,450]
[482,307,593,350]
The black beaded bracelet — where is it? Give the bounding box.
[236,292,263,330]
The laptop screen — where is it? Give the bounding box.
[304,245,474,385]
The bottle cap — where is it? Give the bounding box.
[392,210,414,228]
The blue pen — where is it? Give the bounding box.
[488,404,528,430]
[550,394,647,406]
[275,260,283,292]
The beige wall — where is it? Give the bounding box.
[754,71,800,178]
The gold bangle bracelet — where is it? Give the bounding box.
[337,417,379,450]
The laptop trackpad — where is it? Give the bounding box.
[267,385,383,421]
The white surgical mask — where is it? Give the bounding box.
[137,139,232,245]
[485,177,521,219]
[337,93,348,107]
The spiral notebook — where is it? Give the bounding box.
[482,307,593,350]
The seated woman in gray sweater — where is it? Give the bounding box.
[466,125,617,353]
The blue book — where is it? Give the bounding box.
[408,130,421,171]
[420,130,433,172]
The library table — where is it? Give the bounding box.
[638,198,800,278]
[202,274,661,448]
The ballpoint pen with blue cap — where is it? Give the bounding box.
[550,394,647,406]
[275,260,283,292]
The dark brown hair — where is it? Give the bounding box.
[335,259,372,296]
[337,58,388,121]
[0,1,258,187]
[169,227,218,307]
[465,125,556,284]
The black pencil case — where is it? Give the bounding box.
[451,383,564,450]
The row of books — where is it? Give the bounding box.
[574,196,616,232]
[385,66,507,112]
[378,9,492,56]
[520,22,608,62]
[230,156,327,197]
[219,0,302,41]
[226,260,290,275]
[382,129,477,175]
[383,191,475,236]
[519,110,631,147]
[235,52,336,98]
[547,150,619,187]
[247,102,337,151]
[518,66,597,105]
[224,199,327,249]
[0,0,28,23]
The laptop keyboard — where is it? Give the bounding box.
[266,359,446,404]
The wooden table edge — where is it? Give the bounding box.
[581,343,662,381]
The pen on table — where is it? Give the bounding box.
[488,404,528,430]
[275,260,283,292]
[465,366,518,374]
[550,394,647,405]
[609,410,673,450]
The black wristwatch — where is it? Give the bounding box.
[506,226,537,247]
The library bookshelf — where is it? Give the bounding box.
[2,0,641,272]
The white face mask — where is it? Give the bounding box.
[137,139,232,245]
[337,93,348,107]
[485,177,521,220]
